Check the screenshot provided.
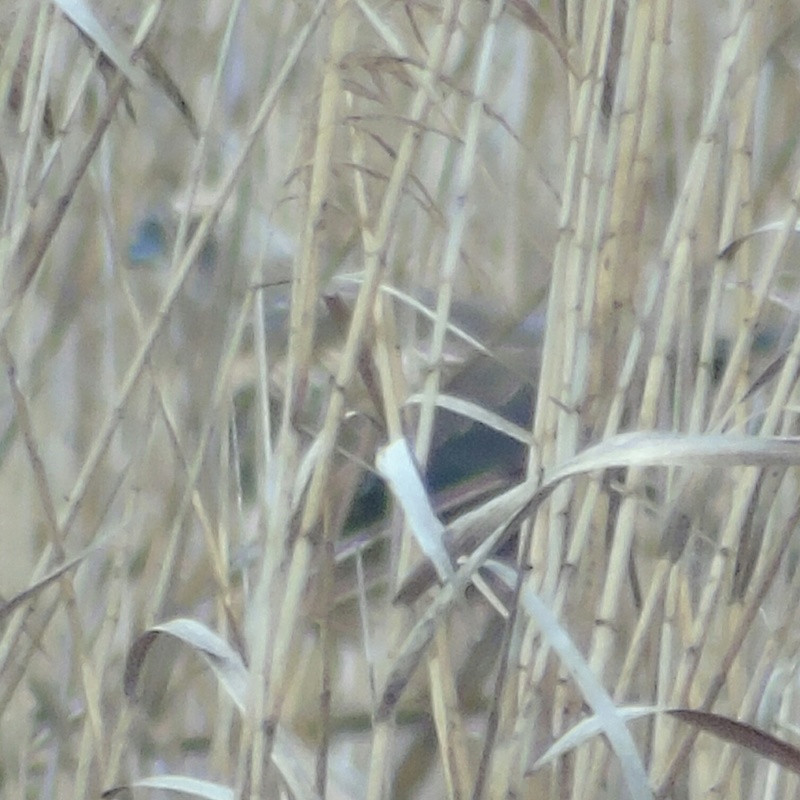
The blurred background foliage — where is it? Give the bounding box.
[4,1,800,798]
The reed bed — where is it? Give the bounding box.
[4,1,800,798]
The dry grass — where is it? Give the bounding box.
[5,1,800,798]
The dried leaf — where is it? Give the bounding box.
[103,776,232,800]
[124,618,248,710]
[719,220,800,260]
[376,438,454,583]
[0,550,88,622]
[487,561,653,800]
[52,0,145,87]
[529,706,800,780]
[669,709,800,776]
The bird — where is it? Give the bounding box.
[338,289,543,557]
